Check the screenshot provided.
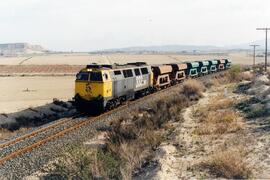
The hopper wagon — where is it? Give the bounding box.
[186,62,199,77]
[208,60,218,73]
[197,61,209,76]
[169,63,187,84]
[225,59,232,69]
[151,65,172,90]
[217,59,226,71]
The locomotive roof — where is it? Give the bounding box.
[85,63,150,71]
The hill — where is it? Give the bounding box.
[95,44,222,54]
[0,43,47,56]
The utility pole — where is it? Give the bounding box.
[256,27,270,71]
[250,44,260,67]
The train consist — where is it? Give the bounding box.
[74,59,232,112]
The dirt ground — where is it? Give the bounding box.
[0,76,74,113]
[0,65,83,75]
[143,80,270,179]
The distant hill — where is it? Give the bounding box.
[93,41,269,54]
[225,39,267,50]
[95,44,223,54]
[0,43,47,56]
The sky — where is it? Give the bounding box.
[0,0,270,51]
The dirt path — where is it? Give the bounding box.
[152,92,211,179]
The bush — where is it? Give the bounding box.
[181,79,204,99]
[193,110,242,135]
[50,145,94,179]
[208,96,234,111]
[202,147,252,179]
[227,65,242,82]
[247,107,268,118]
[48,145,121,180]
[96,151,121,179]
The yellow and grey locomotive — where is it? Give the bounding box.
[74,62,152,112]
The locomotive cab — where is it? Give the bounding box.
[74,67,113,112]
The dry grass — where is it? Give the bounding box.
[103,87,198,179]
[48,144,121,179]
[181,79,204,100]
[194,110,242,135]
[193,95,242,135]
[48,80,205,179]
[50,145,95,179]
[193,91,252,178]
[227,65,242,82]
[202,146,252,179]
[208,96,235,111]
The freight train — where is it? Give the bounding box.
[74,59,232,112]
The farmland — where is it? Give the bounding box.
[0,52,264,66]
[0,52,262,113]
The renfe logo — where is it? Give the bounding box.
[136,76,147,88]
[85,83,92,94]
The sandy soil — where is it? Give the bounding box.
[145,82,270,179]
[0,76,75,113]
[152,91,212,179]
[0,52,263,65]
[0,65,83,75]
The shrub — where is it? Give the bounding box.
[50,145,94,179]
[48,145,121,179]
[202,147,252,179]
[193,95,242,135]
[247,107,268,118]
[181,79,204,99]
[96,151,121,179]
[227,65,242,82]
[208,96,234,111]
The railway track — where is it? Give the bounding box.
[0,71,225,166]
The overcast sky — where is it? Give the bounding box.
[1,0,270,51]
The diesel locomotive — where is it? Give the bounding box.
[74,59,231,112]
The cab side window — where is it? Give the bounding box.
[141,68,148,75]
[114,70,121,75]
[103,73,109,80]
[123,69,133,78]
[134,69,141,76]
